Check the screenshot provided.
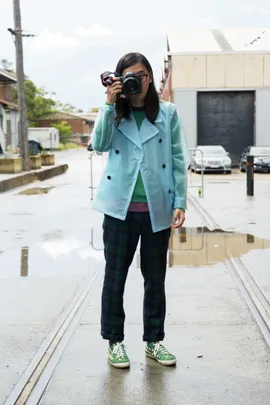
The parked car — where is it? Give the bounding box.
[190,145,232,174]
[240,146,270,173]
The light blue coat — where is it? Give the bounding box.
[91,100,189,232]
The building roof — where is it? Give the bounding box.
[75,112,98,121]
[168,28,270,54]
[38,111,93,121]
[0,99,19,111]
[0,69,17,84]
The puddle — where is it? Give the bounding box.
[10,213,34,216]
[41,230,63,241]
[18,186,55,195]
[167,227,270,267]
[0,238,103,278]
[2,228,269,278]
[89,226,270,268]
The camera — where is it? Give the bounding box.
[100,71,142,96]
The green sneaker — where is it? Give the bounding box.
[145,342,176,366]
[108,342,130,369]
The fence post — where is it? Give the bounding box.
[246,155,254,196]
[188,148,204,197]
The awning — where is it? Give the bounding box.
[0,69,17,84]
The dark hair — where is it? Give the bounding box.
[114,52,160,125]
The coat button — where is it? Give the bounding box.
[115,150,120,154]
[162,164,166,169]
[107,175,111,180]
[159,138,162,143]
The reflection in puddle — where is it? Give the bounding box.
[20,247,29,277]
[0,238,104,278]
[167,227,270,267]
[90,226,270,268]
[41,230,63,242]
[18,186,55,195]
[90,228,103,251]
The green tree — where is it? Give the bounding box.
[51,121,72,144]
[12,79,57,125]
[56,102,76,113]
[2,59,82,123]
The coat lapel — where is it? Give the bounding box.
[140,109,162,145]
[117,115,142,149]
[117,108,162,147]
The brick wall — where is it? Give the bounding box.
[37,118,90,135]
[0,84,13,102]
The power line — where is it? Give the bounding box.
[8,27,36,37]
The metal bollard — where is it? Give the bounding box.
[246,155,254,196]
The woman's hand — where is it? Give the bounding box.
[106,78,122,105]
[171,209,185,229]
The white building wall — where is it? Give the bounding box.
[10,110,19,150]
[168,32,270,151]
[171,53,270,89]
[255,88,270,146]
[173,89,197,149]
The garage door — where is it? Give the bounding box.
[197,91,255,166]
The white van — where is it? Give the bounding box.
[28,127,60,149]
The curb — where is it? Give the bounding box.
[0,164,69,193]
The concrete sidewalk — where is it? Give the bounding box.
[0,150,81,193]
[0,164,69,193]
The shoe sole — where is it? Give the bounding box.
[145,352,177,366]
[109,359,130,369]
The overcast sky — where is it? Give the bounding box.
[1,0,269,111]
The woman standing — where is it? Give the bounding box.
[91,52,189,369]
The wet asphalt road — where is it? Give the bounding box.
[0,149,270,405]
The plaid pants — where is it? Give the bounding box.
[101,212,171,342]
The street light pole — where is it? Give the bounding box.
[13,0,30,171]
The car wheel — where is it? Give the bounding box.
[240,165,245,173]
[226,170,232,174]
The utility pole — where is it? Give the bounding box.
[12,0,30,171]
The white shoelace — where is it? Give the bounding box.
[153,343,169,357]
[112,342,126,359]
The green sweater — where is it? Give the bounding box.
[131,108,147,202]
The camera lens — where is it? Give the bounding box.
[123,77,141,95]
